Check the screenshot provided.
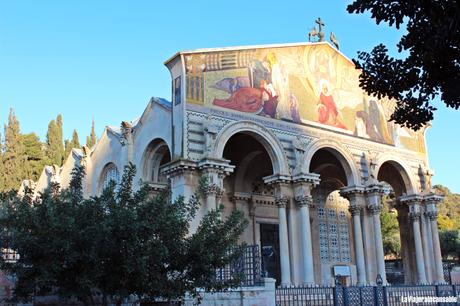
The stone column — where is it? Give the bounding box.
[350,205,367,285]
[341,187,367,285]
[425,217,436,282]
[408,202,428,284]
[203,184,219,211]
[295,195,315,285]
[370,205,387,284]
[162,159,200,232]
[292,173,320,286]
[366,185,387,285]
[276,195,292,287]
[420,205,433,283]
[425,194,445,284]
[361,206,377,284]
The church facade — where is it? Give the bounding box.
[31,41,445,287]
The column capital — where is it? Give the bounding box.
[295,195,314,208]
[349,204,362,216]
[425,211,438,221]
[202,183,221,197]
[409,211,422,222]
[367,204,382,215]
[275,196,290,208]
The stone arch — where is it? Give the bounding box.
[375,154,417,195]
[141,138,171,183]
[304,139,360,186]
[213,121,291,176]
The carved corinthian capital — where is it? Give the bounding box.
[295,195,314,208]
[203,183,220,197]
[349,205,361,216]
[409,211,422,222]
[275,196,289,208]
[367,204,382,215]
[425,211,438,221]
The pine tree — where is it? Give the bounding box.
[64,130,81,160]
[85,120,96,148]
[46,119,63,166]
[22,133,46,182]
[2,109,26,192]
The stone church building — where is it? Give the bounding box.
[29,41,445,288]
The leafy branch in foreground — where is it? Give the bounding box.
[0,164,247,305]
[347,0,460,130]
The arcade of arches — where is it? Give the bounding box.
[164,127,445,287]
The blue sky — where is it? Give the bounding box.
[0,1,458,193]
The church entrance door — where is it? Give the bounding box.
[260,223,281,285]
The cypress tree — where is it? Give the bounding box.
[64,130,81,160]
[71,129,80,148]
[56,114,65,164]
[22,133,46,182]
[2,108,26,192]
[86,120,97,148]
[46,119,62,166]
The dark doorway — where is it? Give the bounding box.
[260,223,281,285]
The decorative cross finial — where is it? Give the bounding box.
[316,17,326,42]
[315,17,325,33]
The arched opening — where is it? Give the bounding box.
[377,161,414,284]
[222,132,279,283]
[141,139,171,184]
[309,148,354,286]
[213,121,290,177]
[223,133,274,195]
[98,162,120,194]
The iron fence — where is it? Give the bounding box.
[276,284,460,306]
[214,244,262,287]
[276,286,335,305]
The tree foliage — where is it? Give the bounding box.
[2,109,26,192]
[439,230,460,260]
[432,185,460,259]
[0,164,247,305]
[86,120,97,148]
[45,118,64,166]
[380,200,401,258]
[347,0,460,130]
[21,133,46,182]
[64,130,81,159]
